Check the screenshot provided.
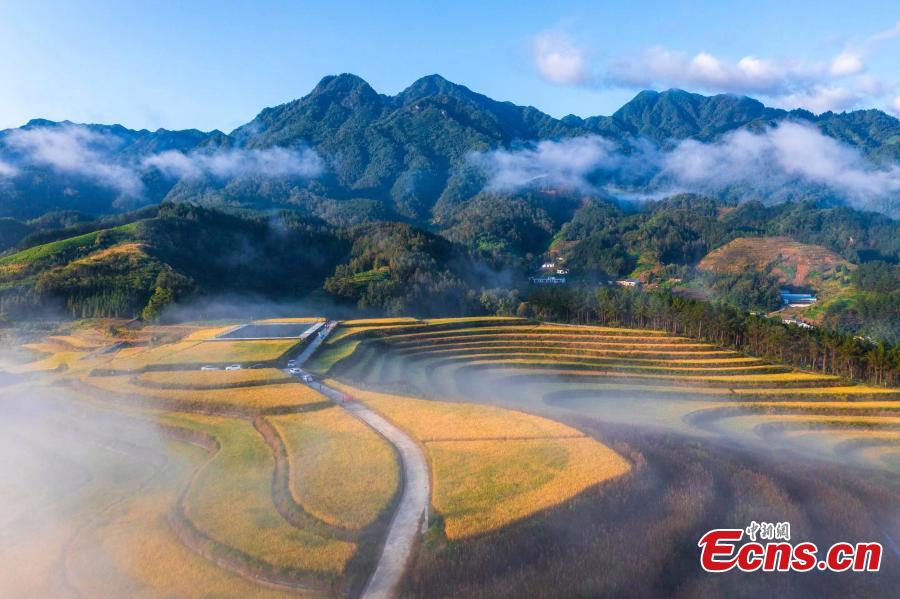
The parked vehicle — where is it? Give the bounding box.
[287,360,297,367]
[200,365,219,371]
[302,374,315,383]
[250,363,265,369]
[288,368,302,374]
[225,364,242,371]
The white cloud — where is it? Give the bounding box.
[0,159,17,177]
[891,96,900,117]
[469,136,617,192]
[4,125,144,195]
[660,122,900,210]
[779,86,860,113]
[606,46,815,96]
[865,20,900,46]
[143,145,324,180]
[602,44,900,113]
[539,22,900,115]
[829,51,864,77]
[532,30,591,85]
[0,123,324,197]
[469,124,900,215]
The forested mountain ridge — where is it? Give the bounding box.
[1,74,899,222]
[2,196,896,341]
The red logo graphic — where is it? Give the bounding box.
[698,524,882,573]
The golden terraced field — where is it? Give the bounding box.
[318,318,900,475]
[0,322,399,596]
[326,380,630,540]
[3,316,898,597]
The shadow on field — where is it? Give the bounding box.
[399,422,899,598]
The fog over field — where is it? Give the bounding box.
[0,374,180,596]
[0,313,898,597]
[320,319,900,596]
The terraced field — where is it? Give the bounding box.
[4,316,898,597]
[326,379,630,540]
[0,321,402,597]
[318,318,900,475]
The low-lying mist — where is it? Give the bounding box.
[0,358,179,596]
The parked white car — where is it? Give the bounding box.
[200,365,219,371]
[288,367,302,374]
[302,374,315,383]
[225,364,242,371]
[287,360,297,367]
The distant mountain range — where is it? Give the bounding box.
[1,73,899,221]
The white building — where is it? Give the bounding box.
[616,279,641,288]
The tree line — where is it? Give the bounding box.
[522,285,900,387]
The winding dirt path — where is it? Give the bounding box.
[297,322,430,599]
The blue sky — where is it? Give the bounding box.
[1,0,898,132]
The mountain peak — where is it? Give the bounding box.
[310,73,379,99]
[24,118,67,128]
[397,73,478,105]
[603,88,781,140]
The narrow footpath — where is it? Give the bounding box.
[293,322,430,599]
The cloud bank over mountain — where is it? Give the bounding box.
[0,124,324,198]
[4,125,144,195]
[470,121,900,213]
[0,74,897,220]
[142,146,323,181]
[532,22,900,116]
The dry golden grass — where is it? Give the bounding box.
[6,345,83,373]
[462,362,838,383]
[57,436,303,599]
[404,351,778,373]
[180,326,240,342]
[325,381,630,539]
[327,318,532,345]
[381,325,669,342]
[400,342,760,364]
[88,494,301,598]
[45,334,102,350]
[749,414,900,426]
[158,412,357,576]
[0,389,301,598]
[102,341,204,370]
[135,368,293,388]
[326,381,577,441]
[430,437,629,539]
[403,341,715,350]
[393,336,703,349]
[782,428,900,441]
[508,380,739,396]
[160,340,300,364]
[340,318,421,326]
[269,408,399,530]
[738,400,900,410]
[423,317,529,325]
[398,345,735,359]
[733,385,899,395]
[683,372,840,383]
[326,325,420,344]
[85,375,326,411]
[499,378,900,399]
[305,340,360,375]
